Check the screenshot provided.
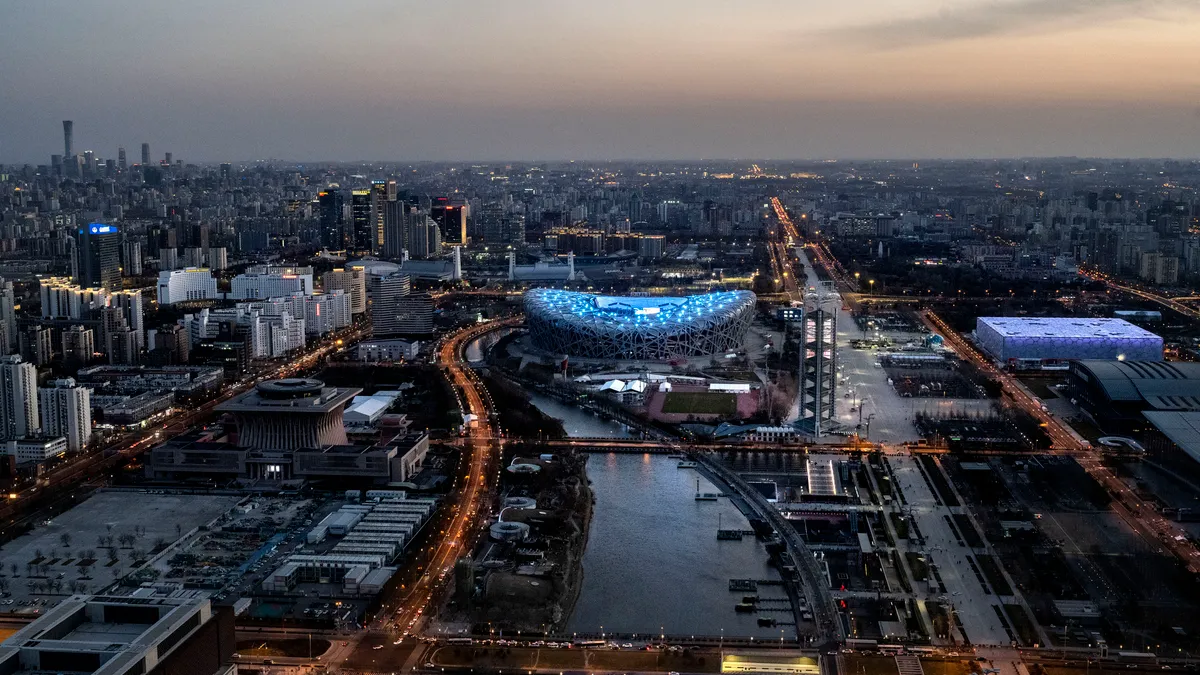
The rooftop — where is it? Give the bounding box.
[1073,360,1200,409]
[1144,411,1200,464]
[978,317,1161,340]
[0,594,211,675]
[216,378,360,413]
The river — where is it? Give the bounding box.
[521,395,785,638]
[566,453,787,638]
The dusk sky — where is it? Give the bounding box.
[4,0,1200,162]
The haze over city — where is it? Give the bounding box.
[6,5,1200,675]
[4,0,1200,161]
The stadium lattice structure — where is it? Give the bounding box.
[524,289,756,360]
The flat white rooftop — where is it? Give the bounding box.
[978,317,1160,340]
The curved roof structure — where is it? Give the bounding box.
[524,289,755,360]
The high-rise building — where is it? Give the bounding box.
[61,325,95,371]
[62,120,73,159]
[408,215,442,259]
[0,356,39,440]
[152,324,190,365]
[118,146,127,171]
[40,279,109,320]
[322,267,367,314]
[0,280,15,355]
[182,246,205,268]
[390,293,435,336]
[121,240,143,276]
[38,378,91,453]
[370,180,391,252]
[432,199,468,246]
[209,246,228,271]
[383,200,408,259]
[74,223,121,291]
[110,289,145,351]
[368,273,414,337]
[140,142,150,165]
[318,190,346,250]
[160,247,179,271]
[350,189,373,252]
[18,327,52,367]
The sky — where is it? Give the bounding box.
[3,0,1200,162]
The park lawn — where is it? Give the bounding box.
[662,392,737,415]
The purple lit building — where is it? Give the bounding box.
[975,317,1163,365]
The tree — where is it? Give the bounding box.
[9,563,16,577]
[59,533,71,549]
[175,523,182,538]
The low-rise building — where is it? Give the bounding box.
[5,437,68,464]
[356,339,421,362]
[0,593,233,675]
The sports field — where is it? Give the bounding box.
[661,391,737,415]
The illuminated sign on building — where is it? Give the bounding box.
[88,224,117,235]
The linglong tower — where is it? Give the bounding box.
[798,282,838,437]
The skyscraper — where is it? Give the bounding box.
[118,147,127,171]
[0,356,39,441]
[318,190,346,250]
[141,143,150,166]
[62,120,73,159]
[370,180,390,253]
[350,189,373,252]
[383,200,408,259]
[431,198,468,246]
[38,379,92,453]
[74,223,121,290]
[408,215,442,259]
[0,280,15,355]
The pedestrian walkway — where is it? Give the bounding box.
[895,655,925,675]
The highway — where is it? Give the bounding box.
[767,196,802,301]
[1079,267,1200,321]
[381,317,520,638]
[921,310,1200,573]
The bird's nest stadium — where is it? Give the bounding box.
[524,289,756,360]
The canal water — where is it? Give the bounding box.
[514,357,786,637]
[567,453,787,638]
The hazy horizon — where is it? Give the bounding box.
[5,0,1200,164]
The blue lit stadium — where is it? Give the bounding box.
[524,289,756,360]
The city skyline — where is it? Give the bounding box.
[4,0,1200,163]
